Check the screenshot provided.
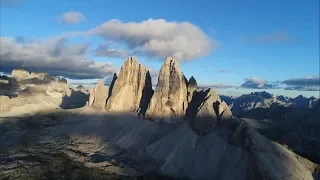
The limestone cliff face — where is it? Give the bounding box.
[105,57,153,115]
[145,57,188,122]
[88,79,109,111]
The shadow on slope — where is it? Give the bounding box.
[1,108,319,180]
[60,90,89,109]
[0,109,179,179]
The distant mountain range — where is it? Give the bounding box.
[221,91,320,164]
[221,91,319,122]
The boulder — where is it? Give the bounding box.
[105,57,153,115]
[145,57,188,122]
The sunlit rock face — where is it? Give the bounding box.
[88,88,95,107]
[145,57,188,122]
[9,68,69,93]
[105,57,153,115]
[87,79,109,111]
[0,69,90,116]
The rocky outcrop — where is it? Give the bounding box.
[186,88,233,135]
[145,57,188,122]
[187,76,197,103]
[87,79,109,111]
[105,57,153,115]
[8,68,69,93]
[0,70,76,116]
[218,101,233,125]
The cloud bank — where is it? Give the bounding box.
[241,77,278,89]
[282,76,320,91]
[0,37,117,79]
[88,19,215,61]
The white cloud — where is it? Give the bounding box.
[241,77,278,89]
[87,19,216,61]
[0,36,117,79]
[60,11,86,24]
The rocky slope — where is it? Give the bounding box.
[1,108,318,179]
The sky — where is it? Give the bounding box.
[0,0,319,98]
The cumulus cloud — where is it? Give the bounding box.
[198,83,235,89]
[241,77,278,89]
[87,19,215,61]
[60,11,86,24]
[282,76,320,91]
[0,37,117,79]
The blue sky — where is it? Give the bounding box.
[0,0,319,97]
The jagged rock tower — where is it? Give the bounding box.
[145,57,188,122]
[187,76,197,103]
[87,79,109,111]
[105,57,153,115]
